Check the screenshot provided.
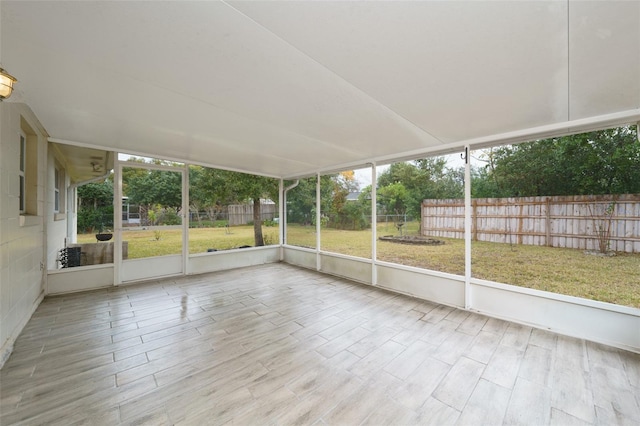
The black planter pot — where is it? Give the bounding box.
[95,233,113,242]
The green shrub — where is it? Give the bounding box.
[159,209,181,225]
[77,205,113,233]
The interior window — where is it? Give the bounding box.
[19,132,26,213]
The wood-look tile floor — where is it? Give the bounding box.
[1,263,639,425]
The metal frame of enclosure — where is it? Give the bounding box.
[45,151,640,354]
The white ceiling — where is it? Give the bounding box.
[2,1,639,178]
[51,143,114,184]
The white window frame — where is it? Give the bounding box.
[54,166,61,213]
[19,131,26,213]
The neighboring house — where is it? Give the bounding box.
[121,197,141,225]
[346,191,361,202]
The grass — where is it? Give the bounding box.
[78,221,640,308]
[470,241,640,307]
[79,227,280,257]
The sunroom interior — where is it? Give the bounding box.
[1,1,639,424]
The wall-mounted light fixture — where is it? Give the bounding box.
[91,162,102,172]
[0,68,17,100]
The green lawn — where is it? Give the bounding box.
[78,222,640,308]
[79,226,280,257]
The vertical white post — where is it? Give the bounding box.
[67,186,75,243]
[464,145,472,309]
[279,179,284,260]
[182,164,189,275]
[371,163,378,285]
[114,154,122,285]
[316,173,321,271]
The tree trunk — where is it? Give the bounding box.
[190,204,202,228]
[253,197,264,246]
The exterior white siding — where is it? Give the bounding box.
[0,103,48,367]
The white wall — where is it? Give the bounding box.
[470,280,640,353]
[188,246,280,275]
[282,246,316,269]
[48,265,114,294]
[319,252,373,284]
[0,103,48,367]
[376,262,465,308]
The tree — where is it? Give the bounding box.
[120,158,185,226]
[377,182,410,216]
[377,162,424,220]
[188,165,219,227]
[126,169,183,225]
[336,198,369,230]
[227,172,279,246]
[376,158,463,221]
[476,126,640,197]
[285,175,336,225]
[197,168,279,246]
[120,157,150,196]
[558,127,640,195]
[126,169,182,209]
[77,180,114,232]
[328,171,359,223]
[470,166,506,198]
[187,166,204,227]
[77,180,113,209]
[285,177,315,225]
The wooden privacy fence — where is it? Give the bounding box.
[422,194,640,253]
[228,203,277,226]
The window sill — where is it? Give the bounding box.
[54,212,67,221]
[19,215,40,227]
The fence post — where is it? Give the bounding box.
[545,197,551,247]
[518,202,524,245]
[472,199,478,241]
